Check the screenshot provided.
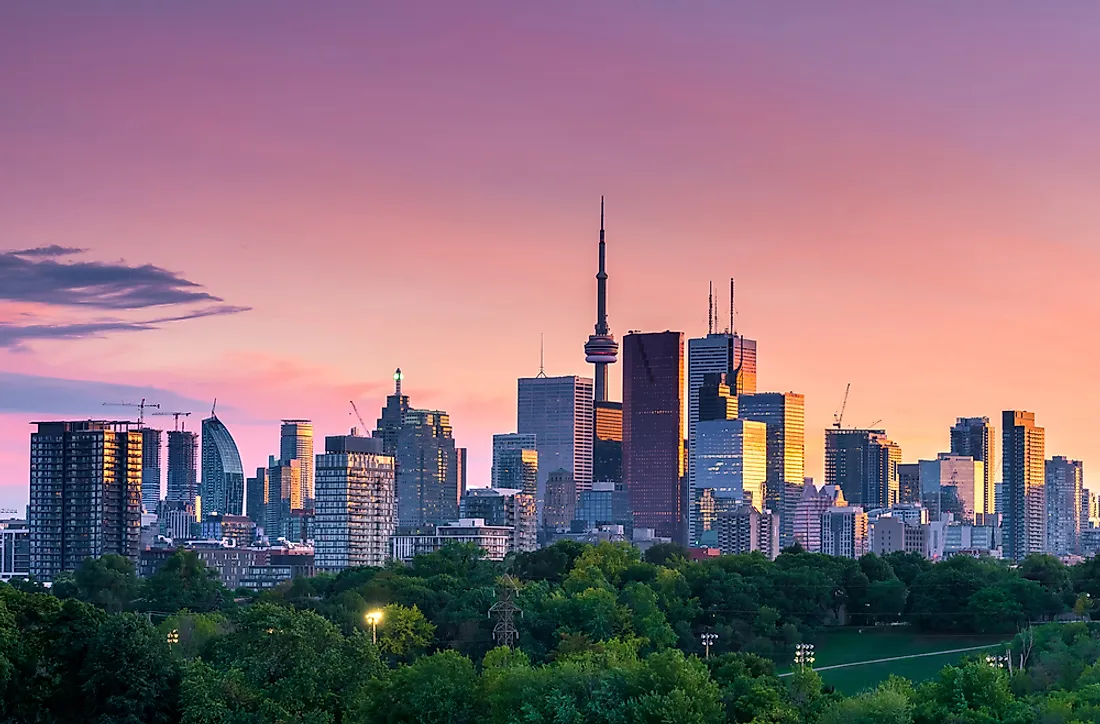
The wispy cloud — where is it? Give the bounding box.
[0,246,249,348]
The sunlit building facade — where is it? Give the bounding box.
[623,331,685,544]
[793,483,847,552]
[28,421,143,581]
[820,506,869,559]
[694,419,767,512]
[460,487,537,553]
[739,392,805,546]
[314,434,396,571]
[280,420,314,509]
[918,454,984,523]
[1003,410,1046,562]
[825,428,901,510]
[491,433,538,497]
[951,417,997,516]
[517,375,594,507]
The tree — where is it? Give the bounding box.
[55,555,140,613]
[377,603,435,658]
[142,550,227,613]
[820,685,913,724]
[361,650,480,724]
[644,542,690,567]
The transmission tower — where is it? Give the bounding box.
[488,574,522,648]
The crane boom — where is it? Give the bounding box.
[102,398,160,424]
[350,401,369,435]
[832,383,851,429]
[150,411,192,431]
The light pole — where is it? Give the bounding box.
[700,632,718,659]
[794,642,815,671]
[366,610,383,645]
[985,653,1009,670]
[167,629,180,646]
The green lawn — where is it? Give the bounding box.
[778,627,1008,694]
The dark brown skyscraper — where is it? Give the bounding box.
[623,331,685,544]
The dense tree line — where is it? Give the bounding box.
[5,542,1100,722]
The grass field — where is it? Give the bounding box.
[779,627,1008,694]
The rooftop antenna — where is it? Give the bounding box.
[537,333,547,378]
[708,281,714,335]
[729,278,735,335]
[211,398,217,417]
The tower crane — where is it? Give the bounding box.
[151,411,192,431]
[350,401,370,436]
[832,384,851,429]
[102,398,160,425]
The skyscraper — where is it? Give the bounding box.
[694,418,767,512]
[593,401,623,484]
[543,469,576,531]
[739,392,806,546]
[1046,456,1083,556]
[820,506,869,559]
[793,483,847,552]
[374,371,459,529]
[623,331,685,543]
[686,308,757,539]
[140,427,162,513]
[825,428,901,510]
[917,454,984,522]
[461,487,537,553]
[897,462,920,504]
[29,421,143,581]
[200,415,245,518]
[314,433,396,571]
[166,429,198,506]
[266,455,301,540]
[517,375,594,505]
[280,420,314,509]
[951,417,997,517]
[1003,410,1046,562]
[491,433,538,497]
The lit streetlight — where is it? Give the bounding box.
[985,653,1010,670]
[167,629,180,645]
[366,609,384,645]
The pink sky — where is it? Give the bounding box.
[2,2,1100,510]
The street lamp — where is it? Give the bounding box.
[700,632,718,659]
[366,609,384,645]
[794,642,815,671]
[985,653,1009,669]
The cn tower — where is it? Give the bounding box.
[584,197,618,402]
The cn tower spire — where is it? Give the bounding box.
[584,196,618,402]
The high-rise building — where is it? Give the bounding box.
[461,487,537,553]
[917,454,985,523]
[29,421,143,581]
[739,392,805,546]
[825,428,901,510]
[1003,410,1046,562]
[716,506,779,559]
[245,467,269,531]
[166,430,198,507]
[575,480,633,533]
[623,331,685,544]
[898,463,920,504]
[820,507,869,559]
[266,455,301,541]
[491,433,538,496]
[456,447,468,501]
[517,375,594,505]
[280,420,314,509]
[951,417,997,517]
[686,328,757,538]
[200,415,245,519]
[694,418,767,512]
[543,469,576,531]
[140,427,162,513]
[1046,456,1083,556]
[793,483,847,552]
[593,401,623,484]
[314,433,396,571]
[374,371,461,529]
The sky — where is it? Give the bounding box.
[2,2,1100,511]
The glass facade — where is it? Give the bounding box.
[140,427,162,513]
[280,420,314,508]
[950,417,997,516]
[739,392,806,546]
[694,419,767,512]
[314,439,396,571]
[1045,455,1082,556]
[492,433,538,496]
[200,415,245,518]
[918,454,984,523]
[623,331,685,543]
[166,430,198,506]
[517,375,594,508]
[825,428,901,510]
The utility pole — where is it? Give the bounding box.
[488,574,522,648]
[794,642,815,671]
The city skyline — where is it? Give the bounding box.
[4,3,1100,510]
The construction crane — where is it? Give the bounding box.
[151,411,192,431]
[102,398,160,425]
[0,508,17,514]
[350,401,369,436]
[832,383,851,429]
[867,419,883,429]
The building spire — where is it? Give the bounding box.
[537,333,547,378]
[394,368,403,397]
[708,281,714,335]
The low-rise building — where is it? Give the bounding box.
[0,520,29,581]
[871,515,928,557]
[391,518,513,562]
[820,506,868,559]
